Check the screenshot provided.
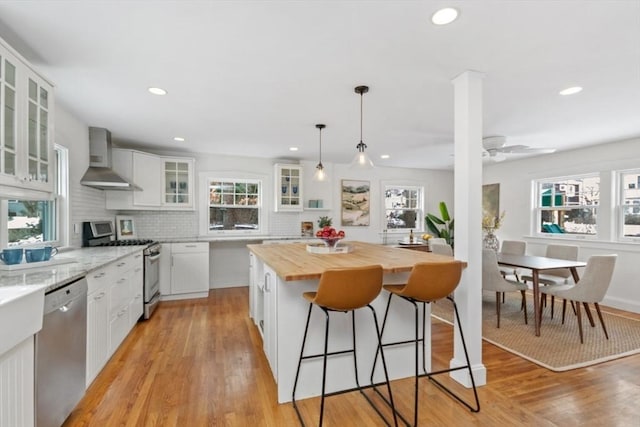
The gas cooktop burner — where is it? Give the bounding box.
[97,239,156,247]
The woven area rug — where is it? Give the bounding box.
[430,293,640,371]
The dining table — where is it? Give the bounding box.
[496,253,587,336]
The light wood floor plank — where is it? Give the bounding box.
[64,287,640,426]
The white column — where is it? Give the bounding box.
[450,70,486,387]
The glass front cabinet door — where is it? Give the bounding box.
[0,40,54,193]
[162,158,195,208]
[274,164,303,212]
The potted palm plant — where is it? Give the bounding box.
[425,202,454,247]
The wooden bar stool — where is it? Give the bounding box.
[371,261,480,426]
[292,265,398,427]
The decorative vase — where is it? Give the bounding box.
[483,229,499,252]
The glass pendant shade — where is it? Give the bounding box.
[313,164,326,182]
[351,85,374,169]
[351,142,374,169]
[313,123,327,182]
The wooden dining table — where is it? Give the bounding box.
[496,253,587,336]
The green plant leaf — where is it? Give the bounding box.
[426,217,441,236]
[439,202,451,222]
[426,213,445,225]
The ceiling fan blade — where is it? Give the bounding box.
[501,145,556,154]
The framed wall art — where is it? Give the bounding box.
[116,215,137,240]
[341,180,370,226]
[482,183,500,220]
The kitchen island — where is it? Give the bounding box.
[247,241,461,404]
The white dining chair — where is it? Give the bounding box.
[522,244,579,317]
[429,237,447,246]
[482,249,528,328]
[539,254,617,343]
[499,240,526,282]
[430,243,453,256]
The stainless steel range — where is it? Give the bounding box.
[82,220,161,320]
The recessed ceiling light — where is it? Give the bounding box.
[559,86,583,96]
[148,87,167,95]
[380,154,390,159]
[173,137,185,142]
[432,8,459,25]
[289,147,299,152]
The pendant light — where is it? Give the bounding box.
[313,124,327,182]
[350,85,374,169]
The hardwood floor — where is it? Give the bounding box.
[65,288,640,426]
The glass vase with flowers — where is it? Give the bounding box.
[482,211,505,251]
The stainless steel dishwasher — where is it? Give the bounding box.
[35,277,88,427]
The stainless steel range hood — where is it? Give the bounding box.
[80,127,142,191]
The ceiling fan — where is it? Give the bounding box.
[482,136,556,162]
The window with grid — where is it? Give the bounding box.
[384,185,423,230]
[619,170,640,240]
[208,179,261,232]
[534,174,599,236]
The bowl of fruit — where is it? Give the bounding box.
[315,226,346,248]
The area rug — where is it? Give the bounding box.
[430,293,640,371]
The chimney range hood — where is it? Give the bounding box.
[80,127,142,191]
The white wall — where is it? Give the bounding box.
[55,106,117,247]
[484,137,640,313]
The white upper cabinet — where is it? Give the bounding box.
[274,163,303,212]
[0,38,54,194]
[106,150,194,211]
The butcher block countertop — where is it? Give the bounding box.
[247,241,464,281]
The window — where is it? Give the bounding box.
[619,170,640,239]
[208,179,262,232]
[384,185,424,230]
[534,174,599,236]
[4,145,67,247]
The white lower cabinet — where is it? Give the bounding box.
[160,242,209,300]
[0,337,35,427]
[86,250,143,388]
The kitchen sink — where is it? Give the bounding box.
[0,285,46,355]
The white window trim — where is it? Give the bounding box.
[617,168,640,244]
[0,144,68,249]
[198,171,269,236]
[381,180,425,234]
[532,173,600,240]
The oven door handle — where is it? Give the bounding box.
[147,253,161,262]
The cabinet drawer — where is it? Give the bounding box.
[171,242,208,253]
[87,265,114,294]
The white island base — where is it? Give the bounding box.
[248,242,442,404]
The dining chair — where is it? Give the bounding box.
[522,244,579,318]
[429,237,447,246]
[482,249,528,328]
[498,240,526,282]
[539,254,617,343]
[430,242,453,256]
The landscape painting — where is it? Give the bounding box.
[341,180,370,226]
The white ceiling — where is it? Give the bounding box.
[0,1,638,170]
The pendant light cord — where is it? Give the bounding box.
[318,126,322,165]
[360,91,364,144]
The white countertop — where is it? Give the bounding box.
[0,246,146,293]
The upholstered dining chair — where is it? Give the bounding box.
[522,244,579,318]
[539,254,617,344]
[428,237,447,246]
[482,249,528,328]
[499,240,526,282]
[430,243,453,256]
